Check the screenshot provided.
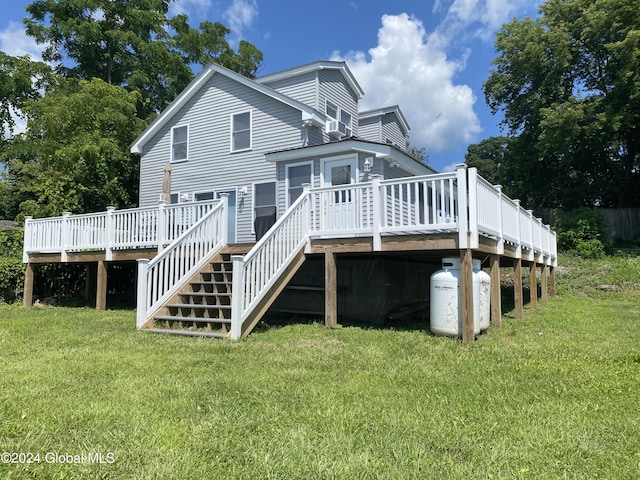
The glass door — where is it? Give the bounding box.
[216,189,236,243]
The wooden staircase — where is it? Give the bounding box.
[145,248,247,338]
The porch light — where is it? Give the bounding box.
[364,157,372,172]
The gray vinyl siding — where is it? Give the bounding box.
[357,116,382,143]
[138,73,305,243]
[258,71,318,109]
[318,70,359,140]
[382,113,407,149]
[357,113,407,148]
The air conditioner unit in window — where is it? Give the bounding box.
[179,192,193,203]
[326,120,350,138]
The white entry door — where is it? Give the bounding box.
[322,158,357,232]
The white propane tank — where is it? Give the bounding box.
[430,257,480,337]
[473,259,491,332]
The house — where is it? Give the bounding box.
[22,60,558,341]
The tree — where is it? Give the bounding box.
[1,79,146,219]
[484,0,640,209]
[0,52,55,137]
[464,136,509,186]
[24,0,263,117]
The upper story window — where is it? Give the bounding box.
[340,110,352,130]
[231,111,252,152]
[171,125,188,162]
[326,101,338,120]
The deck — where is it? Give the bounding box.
[23,165,557,341]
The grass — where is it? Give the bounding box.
[1,255,639,479]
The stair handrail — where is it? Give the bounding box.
[230,191,310,339]
[136,197,228,328]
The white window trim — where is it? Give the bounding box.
[193,190,215,201]
[320,154,358,187]
[252,180,277,234]
[325,100,338,120]
[171,124,189,163]
[230,110,252,153]
[285,160,313,208]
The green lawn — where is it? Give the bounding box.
[1,256,639,479]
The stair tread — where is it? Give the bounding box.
[180,292,231,297]
[145,328,227,339]
[166,303,231,309]
[154,315,231,323]
[190,280,232,285]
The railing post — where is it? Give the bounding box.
[302,184,311,253]
[106,206,115,261]
[371,175,382,251]
[230,255,245,340]
[455,164,468,249]
[157,201,167,253]
[467,167,479,249]
[61,212,71,263]
[219,193,229,245]
[514,200,522,259]
[495,185,504,254]
[23,216,32,263]
[136,259,149,329]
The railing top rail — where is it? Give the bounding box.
[163,199,220,210]
[27,215,64,223]
[243,191,309,264]
[380,172,457,186]
[147,200,225,269]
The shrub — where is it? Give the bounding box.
[0,256,24,303]
[555,209,606,258]
[0,229,23,257]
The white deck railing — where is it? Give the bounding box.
[23,199,220,262]
[230,192,310,339]
[136,197,228,327]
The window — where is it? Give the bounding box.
[254,182,276,218]
[340,110,352,130]
[286,162,312,206]
[171,125,188,162]
[231,111,251,151]
[326,101,338,120]
[194,191,214,201]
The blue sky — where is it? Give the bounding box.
[0,0,543,172]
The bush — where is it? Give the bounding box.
[555,209,606,258]
[0,229,23,257]
[0,256,24,303]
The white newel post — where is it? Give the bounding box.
[23,216,32,263]
[219,193,229,244]
[526,210,535,261]
[495,185,505,254]
[157,201,167,252]
[136,259,149,329]
[302,184,311,253]
[467,167,479,249]
[455,164,469,249]
[61,212,71,263]
[106,206,115,261]
[514,199,522,259]
[371,175,382,251]
[230,254,245,340]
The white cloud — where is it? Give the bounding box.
[169,0,213,18]
[223,0,258,36]
[434,0,542,45]
[332,13,480,153]
[0,22,43,60]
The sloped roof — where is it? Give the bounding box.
[256,60,365,99]
[130,63,326,154]
[265,138,436,176]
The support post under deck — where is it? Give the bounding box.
[514,259,523,319]
[460,248,474,342]
[541,264,548,303]
[550,266,556,297]
[490,254,502,328]
[529,262,538,309]
[96,261,107,310]
[324,251,338,328]
[23,263,34,307]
